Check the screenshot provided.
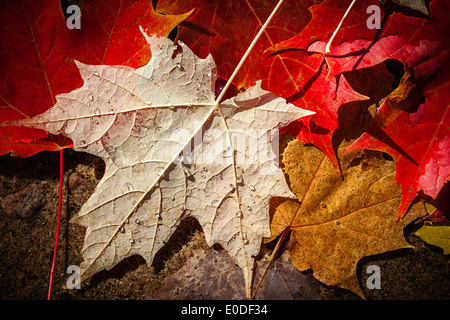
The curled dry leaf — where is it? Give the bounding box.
[146,248,321,300]
[268,138,427,298]
[5,30,313,298]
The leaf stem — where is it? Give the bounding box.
[48,148,64,300]
[325,0,357,54]
[214,0,285,299]
[251,227,290,299]
[214,0,285,106]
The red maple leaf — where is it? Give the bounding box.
[271,50,369,171]
[156,0,318,93]
[156,0,369,170]
[0,0,191,157]
[267,0,381,55]
[346,64,449,219]
[302,0,449,218]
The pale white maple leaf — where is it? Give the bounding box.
[7,29,314,297]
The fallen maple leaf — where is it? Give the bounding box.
[5,30,313,298]
[252,0,383,172]
[156,0,371,172]
[0,0,191,156]
[268,137,426,298]
[346,70,449,219]
[265,0,449,219]
[303,0,450,218]
[275,52,369,172]
[156,0,315,93]
[267,0,381,55]
[0,127,70,157]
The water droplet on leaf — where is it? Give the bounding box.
[155,166,164,176]
[175,62,184,71]
[223,146,231,157]
[182,166,192,177]
[331,91,337,100]
[242,233,249,244]
[175,153,183,163]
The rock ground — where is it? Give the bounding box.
[0,149,448,300]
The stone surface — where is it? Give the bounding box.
[1,182,46,219]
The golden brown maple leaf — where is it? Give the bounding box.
[268,138,427,298]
